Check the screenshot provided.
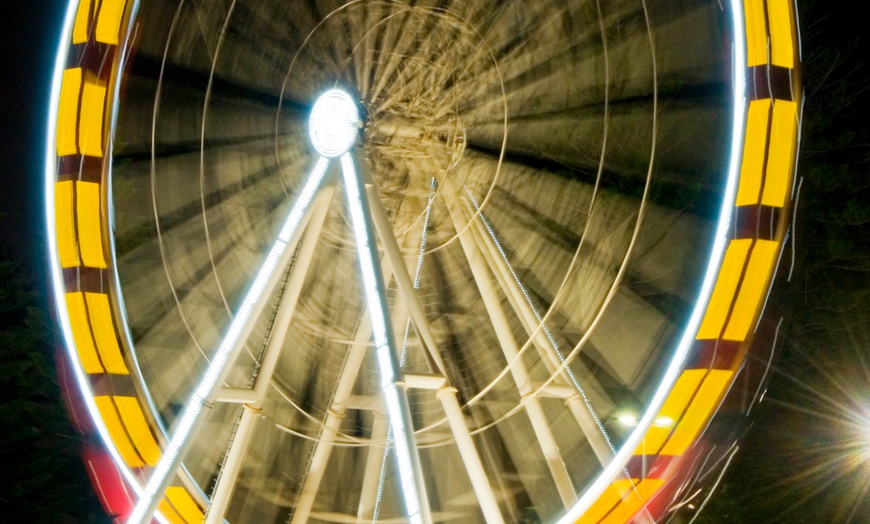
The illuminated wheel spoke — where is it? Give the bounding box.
[128,156,330,524]
[339,150,431,524]
[205,184,336,524]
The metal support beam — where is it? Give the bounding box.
[564,395,613,465]
[214,185,335,404]
[346,382,505,523]
[251,186,335,401]
[340,152,432,524]
[533,383,579,400]
[213,388,258,404]
[443,185,576,509]
[363,162,505,522]
[214,185,334,402]
[356,412,390,522]
[127,158,332,524]
[437,387,505,524]
[292,241,432,523]
[204,404,260,524]
[405,374,448,391]
[205,188,335,523]
[291,314,375,524]
[466,215,563,372]
[363,170,448,377]
[464,205,614,465]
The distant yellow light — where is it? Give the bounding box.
[112,396,161,466]
[767,0,795,69]
[95,0,126,45]
[654,416,674,428]
[84,293,128,374]
[697,239,753,339]
[660,370,734,456]
[723,240,779,341]
[166,486,205,524]
[55,180,81,268]
[76,181,107,268]
[736,99,771,206]
[762,100,798,208]
[65,292,103,374]
[744,0,769,67]
[634,369,705,455]
[56,68,81,157]
[72,0,92,44]
[617,413,639,427]
[94,396,144,467]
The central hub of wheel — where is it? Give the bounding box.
[309,88,359,158]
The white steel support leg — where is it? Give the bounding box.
[204,404,260,524]
[205,187,335,523]
[465,212,614,465]
[127,158,332,524]
[356,412,390,522]
[252,186,335,400]
[291,314,375,524]
[363,161,502,522]
[466,216,564,371]
[363,172,448,376]
[436,387,505,524]
[340,153,432,524]
[565,396,614,465]
[444,190,577,509]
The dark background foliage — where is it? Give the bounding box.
[0,253,109,522]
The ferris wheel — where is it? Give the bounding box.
[46,0,801,523]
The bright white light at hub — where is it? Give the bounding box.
[309,89,359,158]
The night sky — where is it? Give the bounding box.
[2,0,58,277]
[1,1,868,522]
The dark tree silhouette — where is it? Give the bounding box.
[0,247,109,523]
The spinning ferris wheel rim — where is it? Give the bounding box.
[45,1,802,523]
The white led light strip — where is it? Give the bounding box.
[127,156,329,524]
[340,153,426,524]
[126,89,426,524]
